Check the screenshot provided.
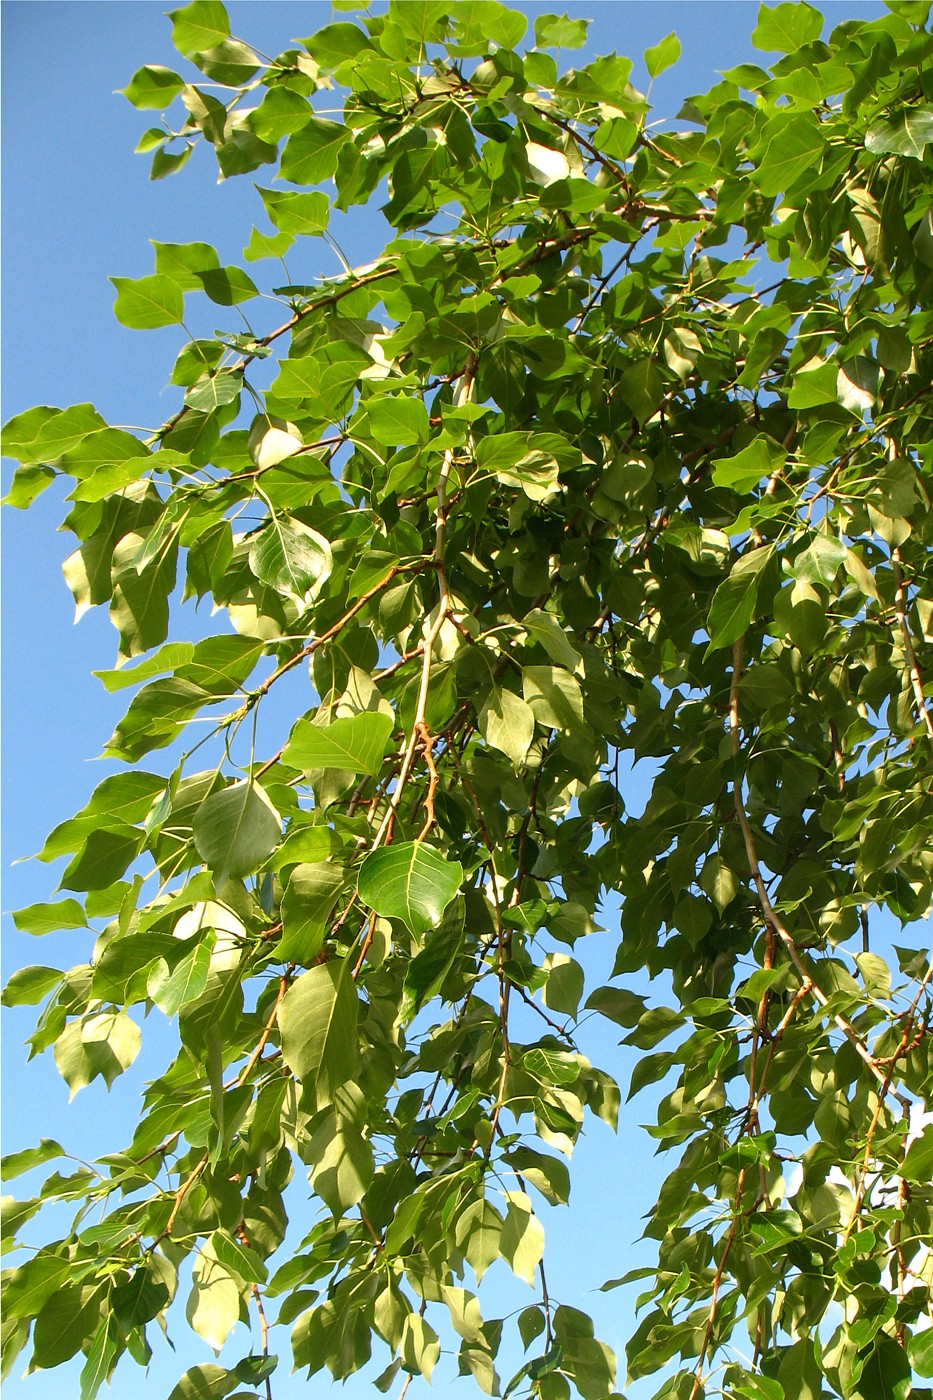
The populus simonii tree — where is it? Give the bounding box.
[4,3,933,1398]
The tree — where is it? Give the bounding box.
[3,1,933,1396]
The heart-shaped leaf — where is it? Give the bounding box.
[357,842,463,935]
[193,781,281,880]
[249,515,332,600]
[282,711,394,776]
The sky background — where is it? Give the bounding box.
[1,3,892,1398]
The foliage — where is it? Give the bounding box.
[4,2,933,1397]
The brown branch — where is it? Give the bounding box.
[366,355,479,858]
[255,565,408,704]
[416,720,440,841]
[154,267,398,440]
[352,913,378,981]
[226,974,290,1091]
[147,1152,209,1253]
[687,1199,741,1400]
[729,639,911,1112]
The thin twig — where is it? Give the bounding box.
[729,640,911,1111]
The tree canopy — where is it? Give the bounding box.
[3,1,933,1397]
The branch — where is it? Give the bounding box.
[729,640,912,1111]
[367,354,479,856]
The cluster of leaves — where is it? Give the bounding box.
[4,1,933,1398]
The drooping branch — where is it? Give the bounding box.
[729,640,912,1112]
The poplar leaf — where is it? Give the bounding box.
[249,515,332,600]
[357,842,463,935]
[111,275,184,329]
[500,1193,545,1286]
[479,689,536,769]
[187,1243,240,1352]
[193,781,281,880]
[282,711,395,776]
[277,960,359,1108]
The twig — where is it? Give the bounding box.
[225,974,290,1090]
[367,356,479,856]
[147,1153,209,1253]
[729,640,911,1111]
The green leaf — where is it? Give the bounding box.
[366,396,430,447]
[866,108,933,159]
[249,514,332,599]
[523,1048,581,1087]
[277,959,359,1108]
[192,781,281,880]
[184,372,243,413]
[60,829,144,892]
[522,665,585,731]
[279,862,345,964]
[209,1230,267,1285]
[1,966,63,1008]
[111,275,184,329]
[79,1317,118,1400]
[584,985,645,1028]
[302,22,376,67]
[479,689,536,769]
[505,1345,564,1399]
[357,842,463,935]
[31,1284,104,1368]
[543,954,584,1016]
[248,88,313,144]
[197,266,259,306]
[644,32,681,79]
[309,1116,374,1215]
[522,609,584,674]
[751,2,823,50]
[706,545,773,652]
[148,938,213,1016]
[244,226,294,262]
[700,853,739,912]
[850,1336,911,1400]
[910,1328,933,1379]
[534,14,589,48]
[500,1192,545,1286]
[256,187,330,235]
[400,898,465,1022]
[12,898,87,936]
[901,1125,933,1183]
[283,712,395,776]
[712,437,784,492]
[167,1365,238,1400]
[151,143,194,180]
[187,1242,239,1352]
[122,65,186,109]
[168,1,230,57]
[401,1314,441,1382]
[153,239,220,289]
[280,117,349,185]
[111,1268,170,1327]
[1,1139,65,1181]
[757,114,825,196]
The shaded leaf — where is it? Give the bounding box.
[193,781,281,880]
[277,959,359,1108]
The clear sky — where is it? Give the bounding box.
[1,4,884,1398]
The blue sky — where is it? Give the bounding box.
[1,3,885,1398]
